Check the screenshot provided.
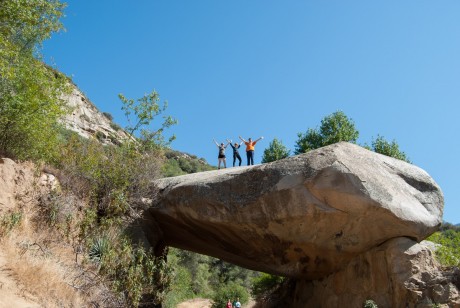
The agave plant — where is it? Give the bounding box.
[89,236,110,263]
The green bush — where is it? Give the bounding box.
[427,230,460,267]
[94,236,173,307]
[0,211,23,237]
[363,299,378,308]
[251,273,284,298]
[163,249,194,308]
[0,0,69,163]
[211,281,249,308]
[102,112,114,121]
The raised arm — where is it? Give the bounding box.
[254,136,264,143]
[239,136,247,143]
[213,138,219,147]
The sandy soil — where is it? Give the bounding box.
[177,298,213,308]
[0,252,40,308]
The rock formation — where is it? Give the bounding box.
[146,142,442,278]
[286,238,459,307]
[62,87,130,145]
[144,142,457,306]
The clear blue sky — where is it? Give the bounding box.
[43,1,460,224]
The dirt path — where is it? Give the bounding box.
[177,298,212,308]
[0,252,40,308]
[177,298,256,308]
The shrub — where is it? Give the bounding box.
[363,299,378,308]
[102,112,114,121]
[251,273,284,298]
[427,230,460,267]
[211,281,249,308]
[0,211,23,237]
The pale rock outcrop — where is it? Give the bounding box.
[145,142,443,279]
[62,87,130,145]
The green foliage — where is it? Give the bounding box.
[58,134,163,220]
[295,111,359,154]
[294,111,410,162]
[0,0,69,162]
[0,211,23,237]
[162,159,187,177]
[89,236,110,263]
[110,122,121,131]
[261,138,290,163]
[363,299,378,308]
[163,249,194,308]
[211,281,249,308]
[427,229,460,267]
[102,112,114,121]
[119,90,178,151]
[251,273,284,298]
[366,135,410,163]
[162,150,214,177]
[92,235,173,307]
[172,250,212,295]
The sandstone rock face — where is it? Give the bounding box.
[287,238,460,308]
[146,142,443,279]
[62,87,130,145]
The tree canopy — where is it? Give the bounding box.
[0,0,69,162]
[366,135,410,163]
[294,111,359,154]
[261,138,290,163]
[294,111,410,162]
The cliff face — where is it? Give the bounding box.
[61,87,130,145]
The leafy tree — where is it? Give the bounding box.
[261,138,290,163]
[211,281,249,308]
[119,90,178,151]
[251,273,284,299]
[427,229,460,267]
[295,111,359,154]
[0,0,70,162]
[367,135,410,163]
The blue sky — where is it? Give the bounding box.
[43,1,459,224]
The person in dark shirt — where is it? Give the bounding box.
[227,139,243,167]
[213,138,229,169]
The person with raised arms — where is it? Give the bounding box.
[239,135,264,166]
[213,138,229,169]
[227,139,243,167]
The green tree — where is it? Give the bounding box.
[119,90,178,151]
[261,138,290,163]
[427,229,460,267]
[295,111,359,154]
[0,0,69,162]
[367,135,410,163]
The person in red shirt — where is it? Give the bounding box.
[226,299,233,308]
[239,135,264,165]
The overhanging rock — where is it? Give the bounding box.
[144,142,443,279]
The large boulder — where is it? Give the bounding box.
[145,142,443,279]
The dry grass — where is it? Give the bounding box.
[0,160,119,307]
[2,236,83,307]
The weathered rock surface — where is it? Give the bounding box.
[62,87,130,145]
[285,238,460,308]
[145,142,443,279]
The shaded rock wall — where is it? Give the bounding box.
[281,238,459,307]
